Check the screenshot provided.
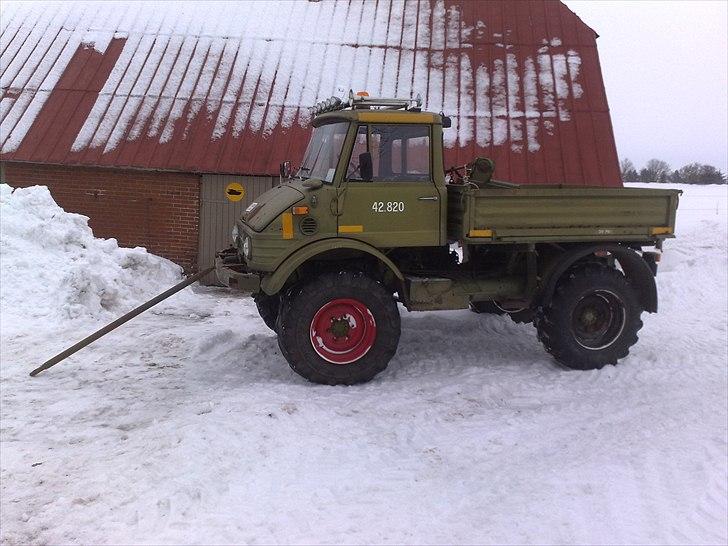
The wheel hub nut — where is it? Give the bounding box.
[328,317,350,339]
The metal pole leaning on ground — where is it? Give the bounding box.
[29,266,215,377]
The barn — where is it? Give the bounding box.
[0,0,622,274]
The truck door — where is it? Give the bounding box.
[338,124,441,247]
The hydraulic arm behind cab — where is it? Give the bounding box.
[211,92,680,386]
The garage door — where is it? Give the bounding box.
[198,174,276,284]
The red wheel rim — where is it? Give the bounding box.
[309,298,377,364]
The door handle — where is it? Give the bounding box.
[418,196,439,201]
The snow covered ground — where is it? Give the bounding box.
[1,183,726,544]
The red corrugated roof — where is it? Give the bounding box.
[0,0,621,186]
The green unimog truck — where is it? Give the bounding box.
[216,92,680,385]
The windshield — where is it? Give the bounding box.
[298,122,348,183]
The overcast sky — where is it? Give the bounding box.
[563,0,728,173]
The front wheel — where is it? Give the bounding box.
[277,271,401,385]
[536,265,643,370]
[254,293,279,332]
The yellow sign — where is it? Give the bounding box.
[225,182,245,202]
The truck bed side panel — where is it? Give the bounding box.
[447,185,680,243]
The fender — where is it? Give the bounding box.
[260,238,405,295]
[539,244,658,313]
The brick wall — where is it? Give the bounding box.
[2,162,200,272]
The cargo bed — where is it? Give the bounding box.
[447,185,681,243]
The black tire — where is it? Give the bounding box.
[254,293,279,332]
[535,264,643,370]
[277,271,400,385]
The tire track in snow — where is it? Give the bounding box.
[669,441,728,544]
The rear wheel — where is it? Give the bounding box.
[277,271,400,385]
[536,265,643,370]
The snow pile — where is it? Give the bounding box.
[0,184,183,329]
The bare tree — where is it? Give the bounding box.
[670,163,727,184]
[640,159,671,183]
[620,158,639,182]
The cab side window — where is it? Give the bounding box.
[387,129,430,181]
[346,124,431,182]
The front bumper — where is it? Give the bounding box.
[215,247,261,293]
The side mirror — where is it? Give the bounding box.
[359,152,373,181]
[279,160,291,179]
[442,116,452,128]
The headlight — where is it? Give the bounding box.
[231,224,239,243]
[242,236,251,259]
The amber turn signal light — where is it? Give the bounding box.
[292,206,310,215]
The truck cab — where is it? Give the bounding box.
[233,96,449,267]
[309,108,446,247]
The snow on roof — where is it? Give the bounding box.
[0,0,620,185]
